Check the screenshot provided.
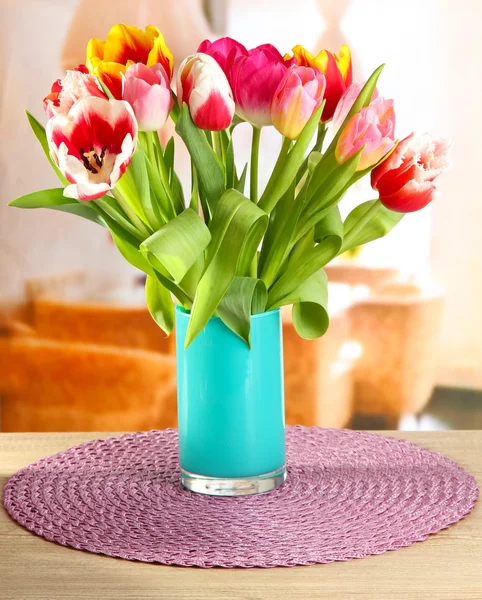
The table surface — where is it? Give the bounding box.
[1,431,481,600]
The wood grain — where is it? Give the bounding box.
[1,431,481,600]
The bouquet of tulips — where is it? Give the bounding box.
[10,24,450,347]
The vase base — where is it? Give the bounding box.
[180,466,286,496]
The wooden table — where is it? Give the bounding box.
[1,431,481,600]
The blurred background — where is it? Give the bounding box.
[1,0,481,433]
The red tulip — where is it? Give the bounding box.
[371,133,451,213]
[229,44,288,126]
[43,65,107,119]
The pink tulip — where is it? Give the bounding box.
[46,97,138,201]
[371,132,451,212]
[335,96,396,171]
[122,62,173,132]
[177,53,235,131]
[229,45,289,126]
[271,66,326,140]
[331,82,378,134]
[43,65,107,119]
[197,37,248,76]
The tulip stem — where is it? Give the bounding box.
[212,131,222,159]
[342,199,381,252]
[250,126,261,204]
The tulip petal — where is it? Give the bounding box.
[380,180,435,213]
[103,24,151,65]
[88,57,126,99]
[64,182,111,201]
[145,27,174,79]
[86,38,105,61]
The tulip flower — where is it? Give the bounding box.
[230,45,288,126]
[177,53,235,131]
[335,97,396,171]
[86,24,173,99]
[371,132,451,212]
[289,45,352,121]
[197,37,248,76]
[331,82,378,134]
[271,65,326,140]
[122,63,173,132]
[46,97,138,201]
[43,65,107,119]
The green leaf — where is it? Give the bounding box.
[292,271,329,339]
[267,235,341,309]
[110,230,154,275]
[145,274,174,336]
[234,162,248,194]
[130,149,162,229]
[164,137,175,172]
[97,78,115,99]
[9,188,105,226]
[175,104,224,218]
[297,148,362,241]
[224,131,235,189]
[140,208,211,284]
[268,269,329,339]
[160,135,185,215]
[258,101,325,213]
[341,200,404,253]
[314,205,343,244]
[25,111,69,186]
[259,183,300,288]
[95,196,146,242]
[185,189,268,347]
[217,276,268,346]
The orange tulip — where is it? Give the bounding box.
[86,24,173,99]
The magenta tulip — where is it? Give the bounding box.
[335,97,396,171]
[177,53,235,131]
[197,37,247,75]
[46,97,137,201]
[371,132,451,212]
[271,65,326,139]
[229,45,289,127]
[122,62,173,132]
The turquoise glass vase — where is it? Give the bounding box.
[175,305,286,496]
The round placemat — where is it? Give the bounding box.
[3,426,478,568]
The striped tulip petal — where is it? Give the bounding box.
[46,96,138,201]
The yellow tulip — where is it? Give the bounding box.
[86,24,173,99]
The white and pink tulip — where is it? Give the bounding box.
[122,62,173,132]
[46,96,138,201]
[177,53,235,131]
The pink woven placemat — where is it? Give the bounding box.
[3,426,479,568]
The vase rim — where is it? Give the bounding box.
[175,305,280,320]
